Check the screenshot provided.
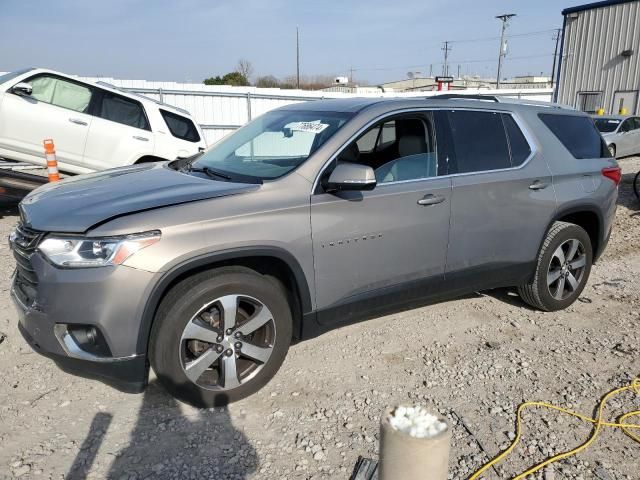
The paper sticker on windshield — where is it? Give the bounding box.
[286,121,329,134]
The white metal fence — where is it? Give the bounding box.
[79,76,553,145]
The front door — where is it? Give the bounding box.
[310,113,452,324]
[615,118,639,156]
[0,74,93,170]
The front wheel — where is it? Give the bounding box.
[518,222,592,311]
[634,170,640,202]
[150,267,293,407]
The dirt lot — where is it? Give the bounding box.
[1,159,638,480]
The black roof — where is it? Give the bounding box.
[563,0,637,15]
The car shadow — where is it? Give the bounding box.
[479,287,537,311]
[66,381,258,480]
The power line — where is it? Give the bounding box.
[348,53,555,73]
[448,28,558,44]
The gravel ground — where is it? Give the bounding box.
[0,158,638,480]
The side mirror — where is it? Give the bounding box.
[11,82,33,96]
[326,162,377,192]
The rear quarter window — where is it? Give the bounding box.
[161,110,201,142]
[502,114,531,166]
[539,113,607,159]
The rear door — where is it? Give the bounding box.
[630,117,640,155]
[616,118,636,156]
[0,73,94,170]
[83,90,155,170]
[311,112,452,323]
[442,109,556,285]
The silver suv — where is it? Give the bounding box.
[10,96,620,407]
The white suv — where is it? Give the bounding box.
[0,68,206,174]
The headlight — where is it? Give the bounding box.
[38,230,161,268]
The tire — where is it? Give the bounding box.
[608,144,616,158]
[150,267,293,407]
[518,222,592,312]
[634,170,640,202]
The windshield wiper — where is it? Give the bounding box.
[188,166,233,181]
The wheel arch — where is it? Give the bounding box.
[136,247,313,354]
[548,205,604,260]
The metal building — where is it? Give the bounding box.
[555,0,640,114]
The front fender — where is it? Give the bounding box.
[135,246,313,354]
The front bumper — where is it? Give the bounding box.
[10,253,159,393]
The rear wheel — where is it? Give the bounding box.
[150,267,292,407]
[518,222,592,311]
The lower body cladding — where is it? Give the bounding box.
[11,252,157,393]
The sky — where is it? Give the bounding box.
[0,0,575,85]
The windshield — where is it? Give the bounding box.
[192,110,352,181]
[594,118,621,133]
[0,68,34,86]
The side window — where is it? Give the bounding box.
[379,121,396,148]
[98,92,150,130]
[633,118,640,130]
[539,113,606,159]
[355,127,379,153]
[619,119,634,133]
[502,114,532,167]
[28,75,92,113]
[160,110,200,142]
[446,110,511,173]
[336,114,438,184]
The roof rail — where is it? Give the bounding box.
[426,94,501,102]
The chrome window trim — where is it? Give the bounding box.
[311,106,538,194]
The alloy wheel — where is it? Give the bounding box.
[546,238,587,301]
[179,294,276,391]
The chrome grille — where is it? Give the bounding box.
[10,222,45,306]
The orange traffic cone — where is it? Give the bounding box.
[43,139,60,182]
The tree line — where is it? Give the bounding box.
[203,59,339,90]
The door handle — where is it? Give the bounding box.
[133,135,149,141]
[529,180,549,190]
[417,194,445,206]
[68,118,88,126]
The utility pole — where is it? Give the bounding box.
[296,26,300,89]
[457,64,461,79]
[441,41,451,76]
[495,14,516,89]
[429,64,433,77]
[349,67,354,85]
[551,28,562,90]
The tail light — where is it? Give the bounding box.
[601,166,621,185]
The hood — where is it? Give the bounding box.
[20,163,259,233]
